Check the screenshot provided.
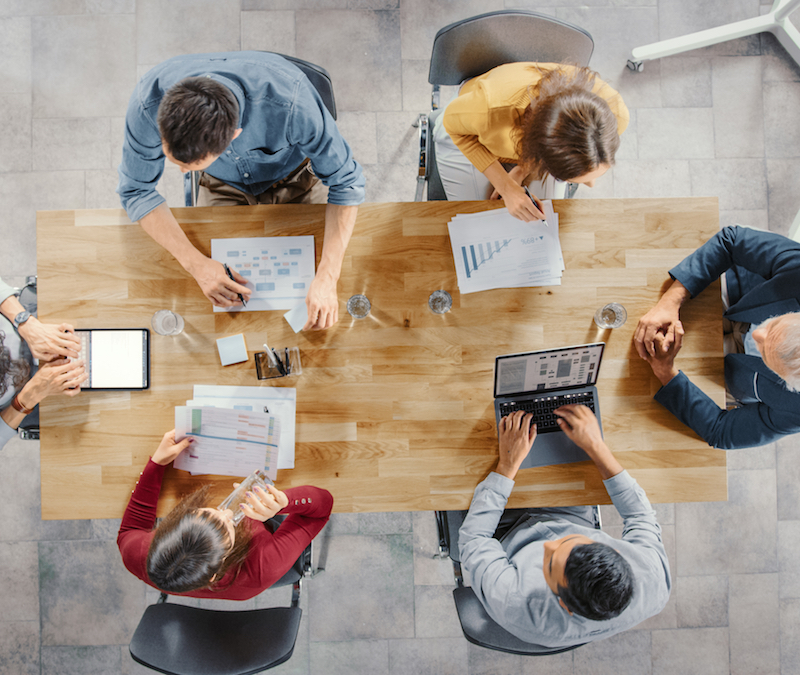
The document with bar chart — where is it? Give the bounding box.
[447,204,564,294]
[210,236,316,312]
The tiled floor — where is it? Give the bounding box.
[1,1,799,674]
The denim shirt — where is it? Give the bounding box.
[117,52,365,223]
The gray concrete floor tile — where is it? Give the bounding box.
[241,10,296,55]
[720,208,769,230]
[652,626,729,675]
[657,0,761,41]
[637,108,715,159]
[85,168,124,209]
[779,521,800,598]
[32,117,112,171]
[764,81,800,158]
[572,630,652,675]
[0,621,40,675]
[32,14,136,118]
[41,645,122,675]
[245,0,348,9]
[0,17,31,95]
[309,534,414,640]
[91,518,122,539]
[309,640,389,675]
[0,94,32,174]
[689,158,767,211]
[676,469,777,575]
[357,511,413,534]
[412,511,456,586]
[765,159,800,236]
[297,9,402,112]
[712,56,765,158]
[376,111,419,166]
[0,1,84,17]
[659,56,712,107]
[467,642,523,675]
[336,111,378,166]
[387,637,468,675]
[676,574,728,627]
[762,39,800,82]
[781,598,800,673]
[729,573,780,674]
[402,59,432,113]
[39,539,145,645]
[0,542,39,622]
[414,584,462,638]
[613,159,691,199]
[519,649,574,675]
[362,162,418,203]
[86,0,136,13]
[615,109,638,160]
[726,442,776,470]
[135,0,241,65]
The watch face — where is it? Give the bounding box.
[14,311,30,328]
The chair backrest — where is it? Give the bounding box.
[428,10,594,86]
[271,53,337,120]
[130,603,302,675]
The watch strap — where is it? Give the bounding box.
[11,394,34,415]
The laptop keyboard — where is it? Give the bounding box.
[499,392,596,434]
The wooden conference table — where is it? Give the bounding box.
[37,198,727,520]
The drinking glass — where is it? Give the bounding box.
[594,303,627,329]
[218,469,275,526]
[428,290,452,314]
[347,294,371,319]
[151,309,185,336]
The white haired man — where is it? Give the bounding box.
[634,225,800,449]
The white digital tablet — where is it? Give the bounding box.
[74,329,150,390]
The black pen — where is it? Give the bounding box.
[223,263,247,307]
[284,347,290,375]
[523,186,549,227]
[272,348,286,376]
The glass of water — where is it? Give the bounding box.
[151,309,185,336]
[347,294,371,319]
[428,290,452,314]
[594,303,627,329]
[218,469,275,526]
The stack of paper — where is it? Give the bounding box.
[173,385,297,479]
[447,202,564,294]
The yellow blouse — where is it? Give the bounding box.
[442,62,630,173]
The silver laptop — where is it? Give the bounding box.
[493,343,605,469]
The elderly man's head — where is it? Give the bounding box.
[751,313,800,392]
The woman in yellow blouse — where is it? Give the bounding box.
[434,62,629,221]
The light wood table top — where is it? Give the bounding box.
[37,198,727,520]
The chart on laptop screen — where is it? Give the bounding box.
[495,344,604,396]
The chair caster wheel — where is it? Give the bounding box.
[626,59,644,72]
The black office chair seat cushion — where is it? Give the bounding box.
[453,587,584,656]
[130,603,302,675]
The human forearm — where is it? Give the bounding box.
[317,204,357,282]
[0,294,25,323]
[139,204,207,274]
[585,440,624,481]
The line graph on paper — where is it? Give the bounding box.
[460,239,512,278]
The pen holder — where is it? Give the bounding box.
[254,347,302,380]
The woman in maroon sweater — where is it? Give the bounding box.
[117,430,333,600]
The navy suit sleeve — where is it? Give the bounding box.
[654,371,800,449]
[670,226,800,299]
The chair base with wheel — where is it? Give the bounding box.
[130,541,320,675]
[435,507,601,655]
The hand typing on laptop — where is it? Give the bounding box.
[555,405,623,480]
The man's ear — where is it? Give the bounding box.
[232,128,243,141]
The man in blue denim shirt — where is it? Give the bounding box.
[118,52,365,330]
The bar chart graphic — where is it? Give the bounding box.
[460,239,512,278]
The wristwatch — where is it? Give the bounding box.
[13,311,31,330]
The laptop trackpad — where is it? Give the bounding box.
[519,432,590,470]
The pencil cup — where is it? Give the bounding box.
[594,303,627,329]
[254,347,301,380]
[151,310,184,336]
[347,294,371,319]
[218,469,275,526]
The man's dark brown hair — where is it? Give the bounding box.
[157,76,239,164]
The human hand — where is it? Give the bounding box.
[642,327,683,386]
[17,317,80,360]
[303,274,338,330]
[554,405,605,455]
[192,257,252,308]
[500,184,546,222]
[496,411,537,479]
[634,302,683,359]
[239,484,289,522]
[151,429,194,466]
[21,357,88,405]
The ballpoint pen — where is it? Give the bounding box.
[272,348,287,376]
[223,263,247,307]
[523,186,549,227]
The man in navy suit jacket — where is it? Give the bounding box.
[634,225,800,449]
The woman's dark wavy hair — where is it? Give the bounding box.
[557,541,634,621]
[158,76,239,164]
[146,485,253,594]
[513,65,620,182]
[0,331,30,399]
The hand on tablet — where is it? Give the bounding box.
[22,358,88,405]
[17,318,80,361]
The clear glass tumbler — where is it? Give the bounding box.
[217,469,275,526]
[594,302,627,329]
[151,309,185,336]
[428,290,452,314]
[346,294,371,319]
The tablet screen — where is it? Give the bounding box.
[75,329,149,390]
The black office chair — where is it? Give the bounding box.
[130,541,319,675]
[415,10,595,202]
[184,53,337,207]
[434,507,600,655]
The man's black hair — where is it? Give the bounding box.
[157,76,239,164]
[557,541,634,621]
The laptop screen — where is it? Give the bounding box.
[494,343,605,397]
